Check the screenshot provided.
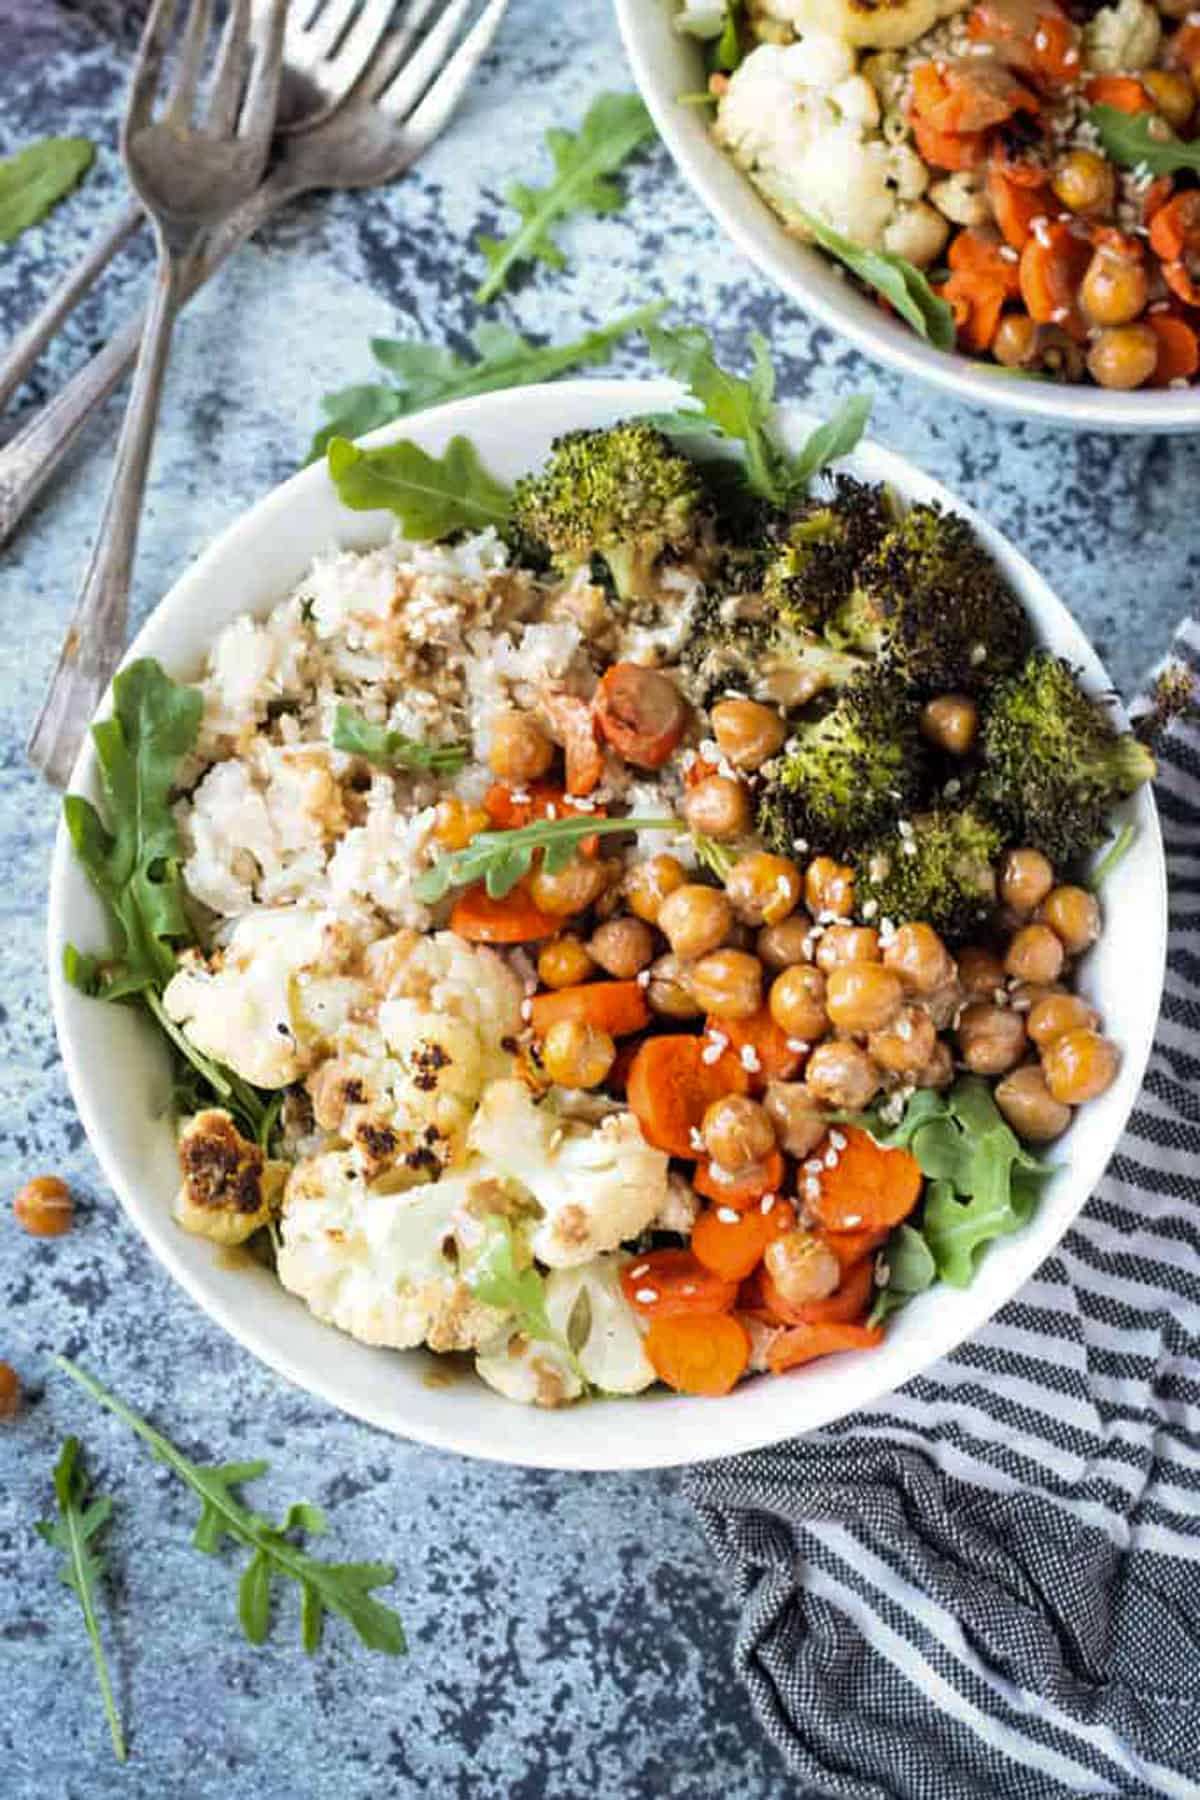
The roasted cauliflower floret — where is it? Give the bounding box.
[277,1157,512,1352]
[174,1108,286,1246]
[474,1333,584,1408]
[752,0,969,50]
[468,1080,671,1268]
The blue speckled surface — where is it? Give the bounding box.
[0,4,1195,1795]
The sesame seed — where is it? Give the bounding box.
[1051,306,1070,324]
[630,1262,651,1279]
[740,1045,762,1073]
[824,1146,840,1169]
[829,1129,847,1151]
[943,777,962,799]
[786,1038,809,1053]
[716,1206,740,1224]
[681,1283,697,1295]
[876,1261,891,1287]
[842,1213,863,1228]
[761,1193,777,1215]
[804,1158,824,1174]
[635,1287,659,1304]
[902,839,918,857]
[520,998,532,1021]
[897,819,914,839]
[861,899,879,920]
[804,1176,821,1200]
[700,1041,724,1066]
[689,1127,706,1152]
[545,803,558,820]
[636,969,651,987]
[999,244,1019,263]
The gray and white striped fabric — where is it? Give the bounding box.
[684,623,1200,1800]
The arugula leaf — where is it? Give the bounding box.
[306,305,666,463]
[465,1220,584,1378]
[789,394,874,487]
[476,92,657,303]
[0,136,93,243]
[796,210,956,351]
[327,434,512,539]
[36,1438,126,1762]
[1088,105,1200,176]
[691,832,738,881]
[867,1222,936,1327]
[415,813,682,904]
[55,1359,406,1656]
[331,703,466,773]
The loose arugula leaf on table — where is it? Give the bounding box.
[1088,105,1200,176]
[796,210,956,351]
[415,813,682,904]
[475,92,657,303]
[0,135,93,243]
[331,703,467,773]
[36,1437,126,1763]
[326,434,512,539]
[465,1220,585,1379]
[305,304,666,462]
[55,1359,406,1656]
[867,1222,936,1327]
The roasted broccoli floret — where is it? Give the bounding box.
[760,476,895,637]
[980,650,1156,867]
[757,674,925,856]
[511,422,707,600]
[829,501,1031,695]
[855,807,1003,942]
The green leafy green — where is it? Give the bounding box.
[1088,822,1136,893]
[790,394,875,488]
[465,1221,585,1378]
[331,703,466,773]
[306,305,666,462]
[0,136,93,243]
[476,92,657,303]
[1088,105,1200,176]
[867,1222,936,1327]
[416,813,682,904]
[36,1438,126,1763]
[691,832,738,881]
[327,434,512,539]
[796,210,956,350]
[55,1358,406,1657]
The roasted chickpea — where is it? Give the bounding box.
[1052,147,1116,218]
[1081,245,1150,329]
[1027,992,1100,1049]
[0,1361,20,1420]
[1087,324,1159,391]
[433,796,490,850]
[540,1018,616,1090]
[764,1230,841,1307]
[998,848,1054,917]
[710,697,787,770]
[805,1040,880,1111]
[1042,1029,1120,1104]
[992,312,1040,369]
[883,922,956,996]
[956,945,1007,1001]
[957,1002,1027,1075]
[868,1004,937,1076]
[657,883,734,959]
[488,709,554,783]
[537,935,596,990]
[804,856,855,919]
[702,1094,777,1173]
[588,917,655,979]
[768,965,828,1042]
[1038,885,1101,956]
[757,914,814,971]
[14,1175,73,1239]
[1005,923,1065,986]
[529,856,615,917]
[919,693,978,755]
[915,1039,955,1089]
[646,953,703,1019]
[726,853,802,927]
[825,964,903,1034]
[683,774,752,840]
[689,949,763,1020]
[1142,67,1195,131]
[994,1064,1072,1142]
[815,924,881,973]
[625,853,687,925]
[764,1082,828,1159]
[1009,981,1068,1015]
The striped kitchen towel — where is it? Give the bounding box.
[684,625,1200,1800]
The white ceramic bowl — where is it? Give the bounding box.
[49,381,1166,1469]
[615,0,1200,433]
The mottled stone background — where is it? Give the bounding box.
[0,3,1194,1796]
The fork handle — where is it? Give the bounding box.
[0,202,144,415]
[26,247,187,789]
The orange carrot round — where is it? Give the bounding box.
[592,663,689,769]
[620,1248,738,1319]
[987,168,1050,251]
[645,1313,751,1396]
[538,689,604,796]
[1018,220,1090,334]
[691,1199,797,1283]
[1149,192,1200,265]
[803,1125,923,1234]
[705,1008,805,1091]
[1149,312,1200,385]
[912,59,1038,133]
[625,1035,750,1157]
[949,227,1022,297]
[693,1147,787,1213]
[766,1321,883,1375]
[910,110,987,172]
[820,1223,889,1272]
[1084,74,1153,114]
[529,979,649,1040]
[450,884,560,943]
[937,271,1008,353]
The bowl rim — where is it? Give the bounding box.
[47,378,1168,1468]
[613,0,1200,434]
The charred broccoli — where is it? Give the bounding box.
[980,650,1156,867]
[757,675,925,856]
[760,476,895,637]
[830,501,1031,696]
[855,807,1003,942]
[511,421,707,601]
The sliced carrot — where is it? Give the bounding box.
[820,1223,889,1273]
[1084,74,1153,114]
[626,1034,750,1158]
[683,752,721,789]
[911,59,1038,134]
[987,167,1050,251]
[760,1255,875,1327]
[705,1008,805,1091]
[1163,261,1200,308]
[620,1248,738,1319]
[1150,192,1200,265]
[484,781,601,830]
[450,884,559,943]
[1149,313,1200,386]
[766,1321,883,1375]
[538,688,604,797]
[645,1312,751,1396]
[693,1147,788,1213]
[529,979,650,1040]
[1166,20,1200,80]
[910,109,987,172]
[936,271,1008,353]
[1142,175,1174,228]
[691,1199,797,1284]
[949,227,1022,297]
[967,1,1079,86]
[592,663,689,770]
[804,1125,923,1234]
[1018,219,1090,336]
[1026,10,1079,84]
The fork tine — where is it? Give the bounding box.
[365,0,473,114]
[297,0,364,58]
[387,0,507,143]
[164,0,214,124]
[318,0,397,93]
[204,0,251,133]
[126,0,182,127]
[238,0,289,140]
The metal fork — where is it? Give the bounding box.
[28,0,289,789]
[0,0,395,419]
